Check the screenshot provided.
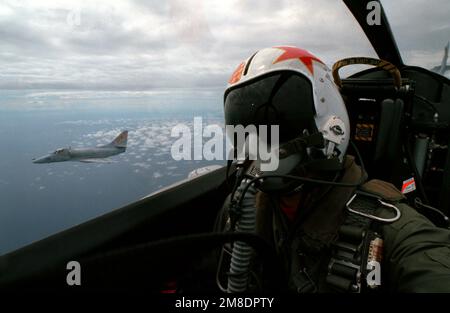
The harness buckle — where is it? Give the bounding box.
[346,193,401,223]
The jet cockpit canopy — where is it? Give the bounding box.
[54,148,69,155]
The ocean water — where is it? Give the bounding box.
[0,106,225,255]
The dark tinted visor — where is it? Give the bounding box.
[224,71,316,143]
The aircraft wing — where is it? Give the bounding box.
[78,158,115,164]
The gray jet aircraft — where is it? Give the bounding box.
[33,130,128,164]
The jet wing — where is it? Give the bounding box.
[78,158,115,164]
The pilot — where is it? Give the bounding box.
[222,46,450,292]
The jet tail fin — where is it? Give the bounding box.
[109,130,128,148]
[439,42,449,75]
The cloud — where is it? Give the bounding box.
[81,117,224,169]
[0,0,448,105]
[383,0,450,68]
[57,119,113,126]
[133,162,151,169]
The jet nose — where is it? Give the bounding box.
[33,156,47,164]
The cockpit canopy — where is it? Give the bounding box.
[54,148,69,155]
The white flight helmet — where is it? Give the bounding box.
[224,46,349,163]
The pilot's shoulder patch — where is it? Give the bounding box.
[360,179,405,202]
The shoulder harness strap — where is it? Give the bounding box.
[326,179,405,293]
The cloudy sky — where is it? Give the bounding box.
[0,0,449,109]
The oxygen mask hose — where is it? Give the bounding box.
[227,178,257,293]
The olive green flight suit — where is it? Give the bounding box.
[381,200,450,292]
[255,156,450,292]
